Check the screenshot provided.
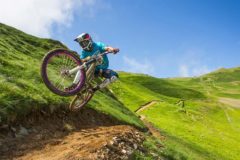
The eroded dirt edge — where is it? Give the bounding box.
[0,107,145,160]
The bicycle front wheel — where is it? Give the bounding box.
[41,49,86,96]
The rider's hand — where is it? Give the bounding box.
[113,48,119,54]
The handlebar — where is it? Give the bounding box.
[68,51,116,75]
[99,51,113,57]
[85,51,112,66]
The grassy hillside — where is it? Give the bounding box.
[0,23,68,121]
[1,23,240,159]
[110,70,240,160]
[0,23,144,129]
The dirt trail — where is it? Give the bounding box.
[139,115,165,140]
[0,107,143,160]
[135,101,165,140]
[135,100,159,114]
[219,97,240,108]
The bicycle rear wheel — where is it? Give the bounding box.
[41,49,86,96]
[69,88,94,111]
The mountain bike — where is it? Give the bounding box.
[41,48,112,110]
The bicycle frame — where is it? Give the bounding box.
[69,52,111,86]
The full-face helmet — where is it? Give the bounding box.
[74,33,93,51]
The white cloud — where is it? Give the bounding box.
[179,65,189,77]
[177,48,213,77]
[192,65,210,76]
[122,56,155,75]
[0,0,97,37]
[179,64,211,77]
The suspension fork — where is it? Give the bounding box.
[68,64,86,84]
[69,60,96,84]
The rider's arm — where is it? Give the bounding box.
[105,46,120,54]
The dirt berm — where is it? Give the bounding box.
[0,107,146,160]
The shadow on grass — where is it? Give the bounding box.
[122,76,206,100]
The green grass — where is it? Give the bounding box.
[110,70,240,160]
[2,22,240,159]
[141,102,240,160]
[0,23,144,130]
[0,23,70,122]
[88,90,145,129]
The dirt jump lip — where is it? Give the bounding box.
[0,107,146,160]
[0,107,117,159]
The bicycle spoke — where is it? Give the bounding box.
[66,55,75,69]
[64,55,70,69]
[55,78,64,89]
[59,77,67,89]
[61,54,67,68]
[53,76,63,87]
[55,75,67,90]
[66,56,73,68]
[69,60,78,72]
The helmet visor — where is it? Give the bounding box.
[80,40,90,49]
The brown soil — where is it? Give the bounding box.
[0,107,142,160]
[17,125,138,160]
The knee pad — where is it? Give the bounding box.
[110,75,118,82]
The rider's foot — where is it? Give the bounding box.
[99,78,111,89]
[64,83,77,91]
[98,76,118,89]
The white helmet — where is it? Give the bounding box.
[74,33,93,51]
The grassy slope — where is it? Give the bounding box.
[0,23,68,121]
[0,23,144,129]
[110,70,240,160]
[2,23,240,159]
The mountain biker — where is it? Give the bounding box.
[71,33,119,92]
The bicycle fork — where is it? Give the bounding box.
[67,63,86,84]
[69,61,96,84]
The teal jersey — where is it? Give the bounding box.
[80,42,109,70]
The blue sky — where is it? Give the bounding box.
[1,0,240,77]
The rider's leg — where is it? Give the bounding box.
[92,69,118,91]
[99,69,118,88]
